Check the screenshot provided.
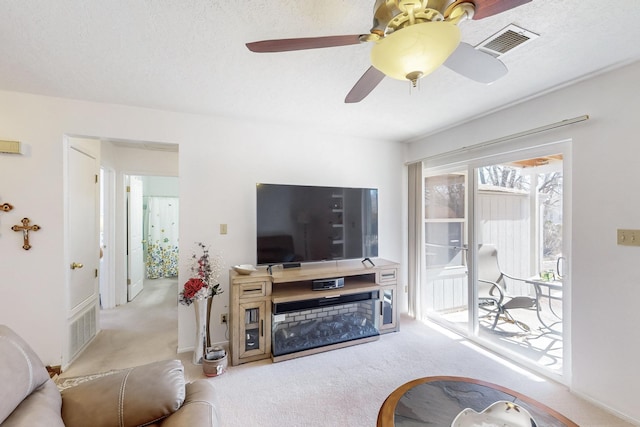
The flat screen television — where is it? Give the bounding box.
[256,183,378,266]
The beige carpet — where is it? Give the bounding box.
[60,277,194,378]
[61,277,632,426]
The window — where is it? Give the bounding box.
[425,173,466,268]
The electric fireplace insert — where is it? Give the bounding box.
[271,291,380,357]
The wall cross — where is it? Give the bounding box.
[11,217,41,250]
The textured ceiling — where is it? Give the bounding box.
[1,0,639,142]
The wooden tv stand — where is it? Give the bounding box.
[229,258,400,366]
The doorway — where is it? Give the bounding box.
[125,174,180,301]
[80,139,179,367]
[97,139,179,310]
[421,144,569,380]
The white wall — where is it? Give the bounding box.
[406,60,640,423]
[177,119,405,350]
[0,91,404,367]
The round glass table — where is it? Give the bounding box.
[377,376,578,426]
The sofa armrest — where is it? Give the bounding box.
[0,325,53,424]
[159,380,219,427]
[1,380,64,427]
[61,360,186,427]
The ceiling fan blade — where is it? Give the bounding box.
[344,66,385,103]
[444,42,507,83]
[472,0,532,20]
[246,35,363,53]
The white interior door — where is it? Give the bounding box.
[127,176,144,301]
[66,137,100,366]
[68,145,99,310]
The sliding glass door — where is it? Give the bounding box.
[474,153,564,375]
[422,146,568,378]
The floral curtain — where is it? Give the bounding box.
[145,197,179,278]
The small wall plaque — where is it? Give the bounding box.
[0,140,22,154]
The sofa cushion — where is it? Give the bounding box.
[61,359,186,427]
[0,325,55,424]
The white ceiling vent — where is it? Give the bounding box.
[477,24,539,57]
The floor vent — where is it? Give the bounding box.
[69,306,96,359]
[477,24,539,57]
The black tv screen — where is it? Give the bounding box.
[256,184,378,265]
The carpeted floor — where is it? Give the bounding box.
[60,277,632,426]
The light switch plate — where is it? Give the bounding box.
[220,224,228,235]
[617,229,640,246]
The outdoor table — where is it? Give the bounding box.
[526,276,563,332]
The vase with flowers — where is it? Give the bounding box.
[180,242,223,365]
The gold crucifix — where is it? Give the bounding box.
[11,217,41,250]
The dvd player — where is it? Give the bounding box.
[312,277,344,291]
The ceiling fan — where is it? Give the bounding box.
[246,0,531,103]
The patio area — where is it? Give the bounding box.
[433,278,564,373]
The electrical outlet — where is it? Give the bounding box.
[220,313,228,324]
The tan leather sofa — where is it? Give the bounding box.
[0,325,219,426]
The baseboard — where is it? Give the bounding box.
[570,389,639,425]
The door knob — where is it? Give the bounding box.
[70,262,84,270]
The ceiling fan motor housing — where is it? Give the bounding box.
[370,0,474,36]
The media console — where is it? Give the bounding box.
[229,258,400,366]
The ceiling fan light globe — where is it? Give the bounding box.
[370,22,461,82]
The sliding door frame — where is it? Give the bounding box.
[422,139,572,384]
